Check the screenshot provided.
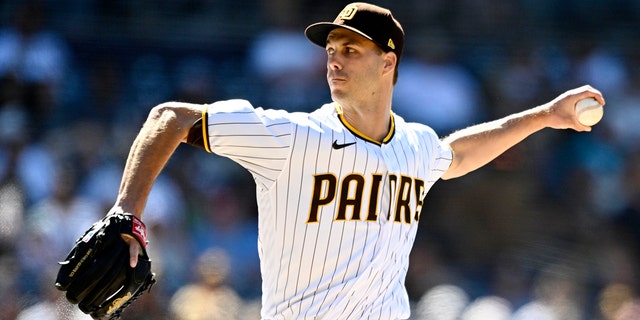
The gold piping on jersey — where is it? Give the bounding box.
[201,104,212,153]
[334,103,395,145]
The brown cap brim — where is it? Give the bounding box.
[305,22,376,49]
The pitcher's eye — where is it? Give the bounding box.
[326,48,335,55]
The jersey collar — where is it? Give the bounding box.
[334,103,395,145]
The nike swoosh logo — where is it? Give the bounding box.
[332,140,356,149]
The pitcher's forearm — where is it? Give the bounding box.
[441,106,548,179]
[115,103,202,217]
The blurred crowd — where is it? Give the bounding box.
[0,0,638,319]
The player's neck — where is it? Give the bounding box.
[337,100,393,143]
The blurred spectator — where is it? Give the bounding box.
[613,299,640,320]
[0,106,27,250]
[611,150,640,285]
[0,103,57,205]
[544,128,626,217]
[569,39,628,99]
[603,67,640,153]
[247,0,326,111]
[0,1,70,131]
[0,177,23,250]
[617,149,640,219]
[126,54,172,123]
[598,283,639,320]
[413,284,469,320]
[71,58,128,124]
[173,56,220,104]
[13,139,57,205]
[490,41,551,117]
[80,160,123,211]
[169,248,243,320]
[393,30,483,134]
[512,301,556,320]
[143,173,191,295]
[460,296,512,320]
[527,264,587,320]
[19,164,102,293]
[0,254,21,319]
[0,102,28,319]
[16,270,92,320]
[191,185,260,299]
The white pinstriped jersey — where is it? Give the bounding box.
[202,99,452,320]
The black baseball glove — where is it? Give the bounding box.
[55,211,156,319]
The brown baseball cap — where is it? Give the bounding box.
[305,2,405,61]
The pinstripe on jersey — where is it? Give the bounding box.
[203,99,452,320]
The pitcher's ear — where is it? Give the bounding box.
[383,52,397,72]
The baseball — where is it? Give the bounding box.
[575,97,603,126]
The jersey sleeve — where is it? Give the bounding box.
[433,136,453,177]
[203,99,294,188]
[412,122,453,181]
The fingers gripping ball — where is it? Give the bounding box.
[575,97,604,126]
[55,212,156,319]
